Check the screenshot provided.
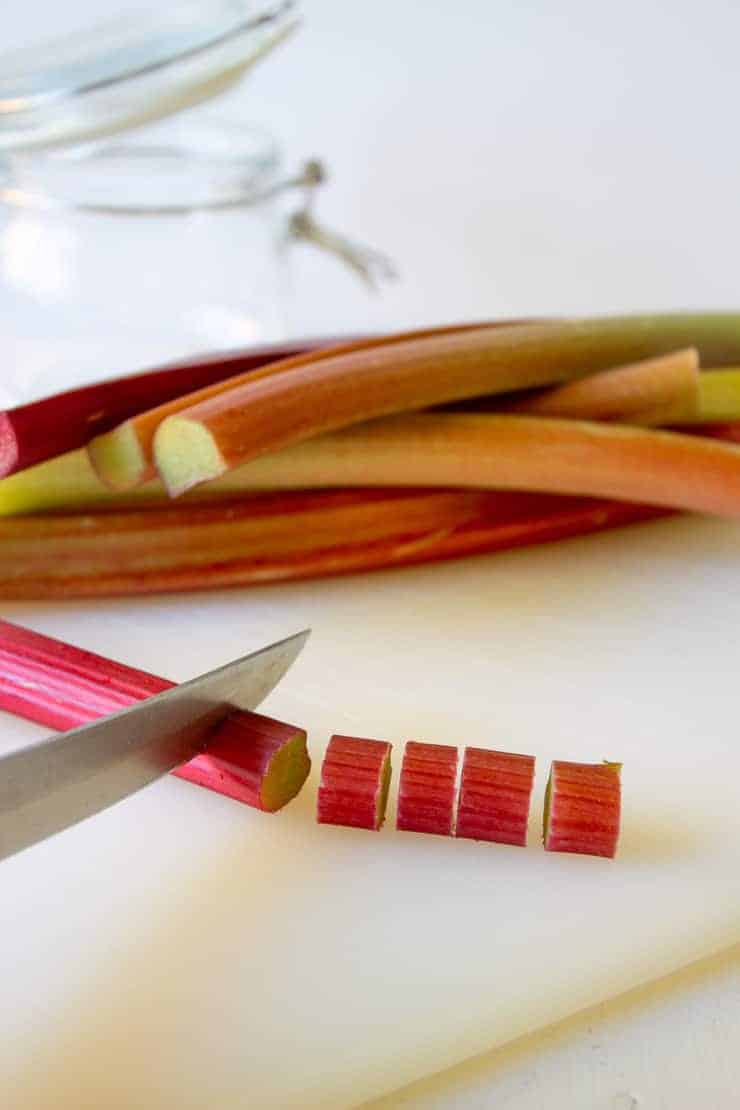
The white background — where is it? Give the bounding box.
[3,2,740,1107]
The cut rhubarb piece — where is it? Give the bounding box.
[396,741,458,836]
[455,748,535,847]
[543,760,622,859]
[0,340,320,479]
[317,734,392,830]
[0,619,310,813]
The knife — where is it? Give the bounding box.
[0,628,309,862]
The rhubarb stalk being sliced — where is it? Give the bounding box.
[317,734,392,830]
[0,339,320,479]
[543,760,622,858]
[396,741,458,836]
[0,490,666,598]
[0,619,310,812]
[152,314,740,495]
[455,748,536,847]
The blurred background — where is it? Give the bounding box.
[3,0,740,401]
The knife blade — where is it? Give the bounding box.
[0,628,309,861]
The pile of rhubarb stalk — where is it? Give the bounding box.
[4,314,740,597]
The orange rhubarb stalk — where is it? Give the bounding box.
[86,322,501,491]
[152,314,740,495]
[543,760,622,859]
[0,490,665,599]
[317,735,393,830]
[0,619,310,813]
[501,348,699,423]
[396,741,458,836]
[455,748,536,847]
[197,412,740,518]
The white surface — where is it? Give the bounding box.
[2,522,740,1108]
[2,2,740,1108]
[366,945,740,1110]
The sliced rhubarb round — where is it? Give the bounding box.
[396,740,458,836]
[317,735,392,830]
[543,760,622,858]
[455,747,535,847]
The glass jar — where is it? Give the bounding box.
[0,2,394,410]
[0,113,289,406]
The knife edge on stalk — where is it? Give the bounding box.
[0,627,309,862]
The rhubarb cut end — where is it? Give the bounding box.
[88,421,149,491]
[260,729,311,812]
[155,416,227,497]
[0,413,19,478]
[376,748,392,829]
[542,771,553,847]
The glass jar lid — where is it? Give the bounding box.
[0,0,298,152]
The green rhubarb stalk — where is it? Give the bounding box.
[689,369,740,423]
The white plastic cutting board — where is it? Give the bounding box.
[1,511,739,1109]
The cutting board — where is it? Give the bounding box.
[1,512,739,1109]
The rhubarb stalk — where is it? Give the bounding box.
[164,412,740,519]
[317,735,393,830]
[543,760,622,858]
[153,314,740,495]
[0,346,699,517]
[0,339,320,479]
[0,619,310,812]
[87,322,502,491]
[455,748,536,847]
[686,369,740,423]
[396,741,458,836]
[0,490,665,598]
[499,348,699,423]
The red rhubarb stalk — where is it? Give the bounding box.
[317,735,393,830]
[0,490,667,599]
[455,748,536,847]
[0,620,310,812]
[396,741,458,836]
[543,760,622,859]
[0,339,324,479]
